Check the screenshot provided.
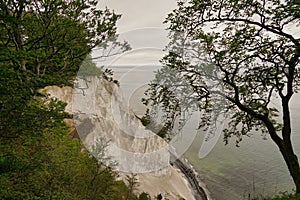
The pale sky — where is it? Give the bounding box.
[98,0,177,33]
[95,0,178,67]
[93,1,179,107]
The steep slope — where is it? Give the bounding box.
[42,76,197,200]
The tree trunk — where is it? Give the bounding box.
[36,62,41,75]
[280,95,300,194]
[279,140,300,194]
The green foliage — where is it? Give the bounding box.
[125,173,139,200]
[0,1,134,199]
[139,192,150,200]
[160,0,300,145]
[0,0,125,87]
[140,114,169,139]
[0,72,134,199]
[0,98,132,199]
[252,191,300,200]
[145,0,300,194]
[77,55,102,76]
[0,0,125,136]
[0,66,68,138]
[76,60,120,86]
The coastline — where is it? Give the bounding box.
[43,83,203,200]
[171,154,212,200]
[134,114,212,200]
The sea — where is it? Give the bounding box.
[102,64,300,200]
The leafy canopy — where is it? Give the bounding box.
[0,0,127,86]
[0,1,135,199]
[145,0,300,145]
[145,0,300,194]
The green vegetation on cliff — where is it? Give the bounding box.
[0,89,130,199]
[0,1,134,199]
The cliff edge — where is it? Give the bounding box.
[41,76,206,200]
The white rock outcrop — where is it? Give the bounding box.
[41,76,195,200]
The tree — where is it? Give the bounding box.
[156,194,163,200]
[0,1,135,199]
[0,0,128,137]
[139,192,150,200]
[0,0,128,86]
[145,0,300,194]
[126,173,139,200]
[0,96,133,199]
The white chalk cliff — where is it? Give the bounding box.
[42,76,195,200]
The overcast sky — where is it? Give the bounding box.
[93,1,179,108]
[95,0,178,68]
[98,0,177,32]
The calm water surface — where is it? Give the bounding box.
[110,65,300,200]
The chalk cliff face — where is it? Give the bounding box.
[42,76,195,200]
